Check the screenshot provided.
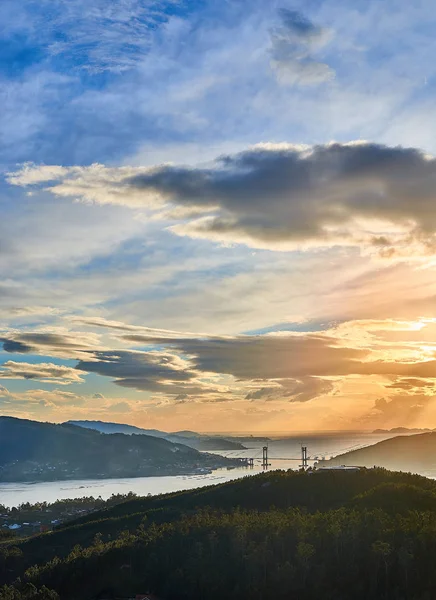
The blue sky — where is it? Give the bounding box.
[3,0,436,432]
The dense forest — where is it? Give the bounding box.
[0,417,237,482]
[3,468,436,598]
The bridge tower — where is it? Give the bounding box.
[300,445,308,470]
[262,445,271,469]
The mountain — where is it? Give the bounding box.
[67,420,247,451]
[6,468,436,600]
[372,427,433,434]
[318,431,436,475]
[0,417,238,482]
[170,430,203,438]
[67,420,164,438]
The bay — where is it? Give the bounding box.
[0,431,413,507]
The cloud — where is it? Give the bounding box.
[6,317,436,413]
[107,401,132,413]
[74,349,223,397]
[0,385,89,409]
[245,376,335,402]
[269,9,334,86]
[73,316,213,339]
[386,378,436,391]
[359,391,436,429]
[11,142,436,257]
[0,329,103,359]
[140,333,367,380]
[70,329,358,400]
[0,360,85,385]
[0,385,11,396]
[2,0,179,74]
[118,319,436,391]
[0,306,64,318]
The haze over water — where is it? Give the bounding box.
[0,431,405,507]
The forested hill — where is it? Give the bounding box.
[318,431,436,475]
[5,468,436,599]
[0,417,236,482]
[67,420,247,451]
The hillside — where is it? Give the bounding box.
[318,431,436,475]
[4,469,436,599]
[67,420,247,451]
[0,417,237,482]
[372,427,433,434]
[66,420,164,438]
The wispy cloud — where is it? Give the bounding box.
[0,361,85,385]
[270,9,334,86]
[2,0,180,74]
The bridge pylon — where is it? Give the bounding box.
[300,445,308,470]
[262,445,271,469]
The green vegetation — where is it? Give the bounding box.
[0,417,238,482]
[3,468,436,598]
[0,494,139,537]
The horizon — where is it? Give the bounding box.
[1,414,432,438]
[2,0,436,433]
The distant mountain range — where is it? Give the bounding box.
[318,432,436,475]
[0,417,239,482]
[372,427,434,434]
[67,420,248,451]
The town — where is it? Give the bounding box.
[0,493,138,538]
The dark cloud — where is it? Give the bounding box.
[71,334,355,398]
[246,376,334,402]
[5,322,436,403]
[75,350,219,396]
[1,339,32,353]
[270,9,334,85]
[76,350,191,381]
[124,143,436,253]
[12,142,436,256]
[124,331,436,383]
[124,333,367,379]
[1,331,99,359]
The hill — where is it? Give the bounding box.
[0,417,238,482]
[67,420,247,451]
[4,468,436,599]
[372,427,433,434]
[318,431,436,475]
[66,420,164,438]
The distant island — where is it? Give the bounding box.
[318,431,436,475]
[0,417,240,482]
[67,419,247,451]
[372,427,434,434]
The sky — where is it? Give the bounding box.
[2,0,436,433]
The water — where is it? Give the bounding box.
[0,431,409,508]
[0,469,253,508]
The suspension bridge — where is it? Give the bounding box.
[222,439,373,470]
[229,445,314,470]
